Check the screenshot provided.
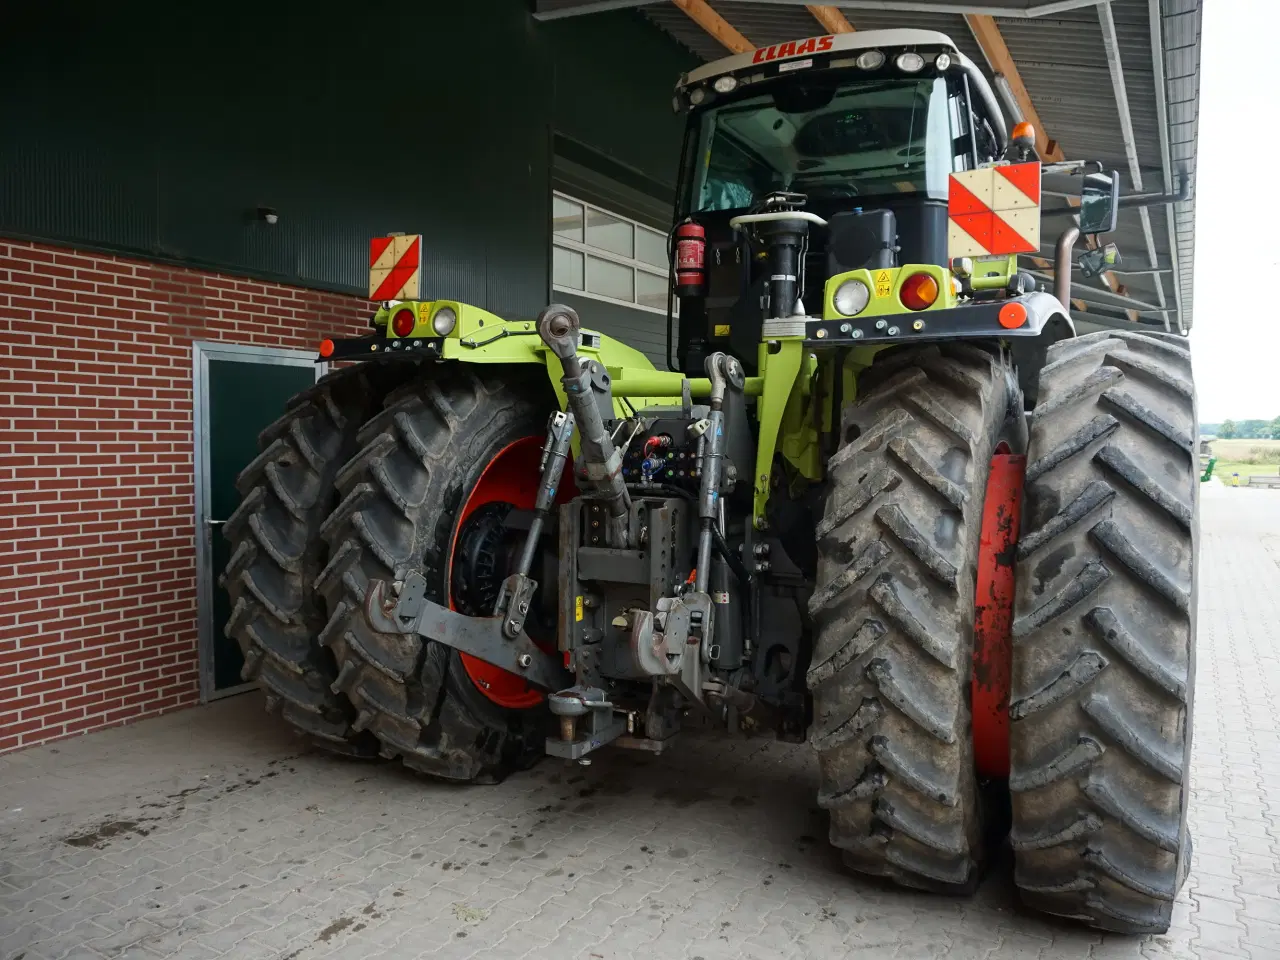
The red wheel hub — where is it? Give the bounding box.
[971,444,1025,779]
[448,435,571,709]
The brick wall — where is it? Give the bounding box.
[0,240,372,753]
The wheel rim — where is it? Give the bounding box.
[447,435,567,709]
[971,440,1025,779]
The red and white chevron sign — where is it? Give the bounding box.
[947,162,1041,259]
[368,234,422,301]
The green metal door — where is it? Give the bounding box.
[202,354,316,694]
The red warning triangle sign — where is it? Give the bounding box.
[369,235,394,267]
[995,162,1040,205]
[952,211,994,251]
[948,177,989,217]
[990,211,1037,255]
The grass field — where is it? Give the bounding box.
[1208,438,1280,483]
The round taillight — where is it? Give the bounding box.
[899,272,939,311]
[391,308,415,338]
[318,339,335,358]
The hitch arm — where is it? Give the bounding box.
[365,573,571,692]
[536,303,632,548]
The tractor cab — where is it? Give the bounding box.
[670,30,1057,375]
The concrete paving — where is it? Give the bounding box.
[2,480,1279,960]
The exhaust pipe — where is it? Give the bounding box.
[1054,225,1080,313]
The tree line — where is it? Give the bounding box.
[1201,418,1280,439]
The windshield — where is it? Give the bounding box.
[690,76,956,213]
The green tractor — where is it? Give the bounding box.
[223,28,1196,935]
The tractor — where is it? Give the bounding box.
[223,28,1196,935]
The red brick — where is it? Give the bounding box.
[0,240,371,755]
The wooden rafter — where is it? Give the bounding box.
[806,5,855,33]
[965,15,1062,162]
[670,0,753,54]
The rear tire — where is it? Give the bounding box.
[222,362,414,753]
[809,343,1016,891]
[318,367,552,782]
[1010,331,1197,933]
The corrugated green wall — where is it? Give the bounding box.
[0,1,698,319]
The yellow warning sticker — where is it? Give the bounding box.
[417,302,431,322]
[713,324,731,337]
[575,595,584,622]
[874,269,893,299]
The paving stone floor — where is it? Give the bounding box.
[2,481,1278,959]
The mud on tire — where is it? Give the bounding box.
[808,342,1016,891]
[1010,330,1197,934]
[222,362,415,753]
[317,367,551,783]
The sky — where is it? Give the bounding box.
[1185,0,1278,423]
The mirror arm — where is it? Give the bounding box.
[1115,178,1193,209]
[1042,160,1104,177]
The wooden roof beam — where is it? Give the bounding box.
[670,0,753,54]
[965,14,1062,162]
[806,5,855,33]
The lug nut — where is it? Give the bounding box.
[517,653,533,669]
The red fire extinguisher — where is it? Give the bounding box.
[674,221,706,298]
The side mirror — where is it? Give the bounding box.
[1080,170,1121,235]
[1078,243,1122,279]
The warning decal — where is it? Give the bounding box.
[369,235,423,301]
[947,163,1041,259]
[874,269,893,298]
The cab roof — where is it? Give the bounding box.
[683,28,960,87]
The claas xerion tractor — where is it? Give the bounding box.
[223,29,1197,935]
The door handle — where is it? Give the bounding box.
[206,518,227,526]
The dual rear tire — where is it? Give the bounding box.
[812,333,1196,933]
[224,363,551,782]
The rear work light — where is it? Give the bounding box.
[856,50,885,70]
[899,272,939,311]
[895,52,926,73]
[391,307,416,338]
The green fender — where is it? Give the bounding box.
[381,299,680,413]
